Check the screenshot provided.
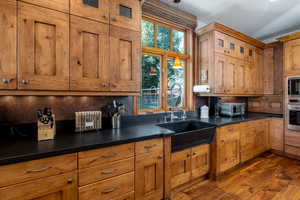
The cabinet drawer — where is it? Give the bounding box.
[79,143,134,169]
[79,158,134,186]
[135,138,163,155]
[0,171,77,200]
[79,172,134,200]
[219,124,240,140]
[0,153,77,187]
[112,192,134,200]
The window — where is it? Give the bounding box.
[139,18,188,113]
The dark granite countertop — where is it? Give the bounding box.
[0,112,282,166]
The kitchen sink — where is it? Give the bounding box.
[157,120,216,152]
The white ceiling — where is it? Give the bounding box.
[160,0,300,42]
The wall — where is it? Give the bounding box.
[0,96,133,124]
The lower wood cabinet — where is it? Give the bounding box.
[135,150,164,200]
[0,172,77,200]
[170,144,210,189]
[269,118,284,152]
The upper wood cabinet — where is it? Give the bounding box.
[110,25,141,92]
[0,0,17,90]
[70,0,109,24]
[18,3,70,90]
[283,38,300,76]
[70,16,110,91]
[21,0,69,13]
[196,23,265,96]
[110,0,141,32]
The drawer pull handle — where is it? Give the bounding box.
[158,155,163,159]
[144,144,157,149]
[25,166,52,173]
[102,186,119,194]
[101,169,117,174]
[102,152,117,158]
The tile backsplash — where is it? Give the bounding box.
[0,96,133,124]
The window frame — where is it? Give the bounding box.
[137,16,190,114]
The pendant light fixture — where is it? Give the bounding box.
[173,56,182,69]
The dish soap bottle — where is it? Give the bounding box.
[200,105,209,119]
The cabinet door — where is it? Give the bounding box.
[21,0,69,13]
[224,57,236,94]
[270,118,283,151]
[214,53,226,93]
[18,3,69,90]
[135,151,164,200]
[254,49,264,94]
[244,63,256,94]
[191,144,210,180]
[254,120,269,155]
[284,39,300,76]
[70,0,109,24]
[0,0,17,90]
[0,172,77,200]
[218,125,240,173]
[233,60,246,94]
[240,123,256,162]
[110,0,141,32]
[110,25,141,92]
[70,16,110,91]
[227,37,238,58]
[214,31,228,55]
[170,149,191,189]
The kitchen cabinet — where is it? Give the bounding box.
[110,25,141,92]
[248,95,283,114]
[270,118,284,152]
[135,151,164,200]
[70,0,109,24]
[170,144,210,189]
[283,38,300,76]
[217,124,240,173]
[196,22,265,95]
[21,0,69,13]
[0,0,17,90]
[70,16,110,91]
[0,172,77,200]
[18,2,70,90]
[110,0,141,32]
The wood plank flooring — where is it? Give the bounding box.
[172,153,300,200]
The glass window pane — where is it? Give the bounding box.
[157,24,171,50]
[167,59,185,109]
[172,30,185,53]
[139,54,161,110]
[142,19,154,47]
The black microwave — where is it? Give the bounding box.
[288,77,300,96]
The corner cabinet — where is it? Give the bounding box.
[0,0,17,90]
[283,38,300,76]
[196,23,265,95]
[18,2,70,90]
[110,26,141,92]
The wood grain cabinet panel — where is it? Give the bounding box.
[135,151,164,200]
[284,38,300,76]
[110,0,141,32]
[270,118,284,151]
[0,172,77,200]
[18,3,69,90]
[170,149,191,189]
[110,25,141,92]
[0,153,77,188]
[70,16,110,91]
[20,0,69,13]
[79,172,134,200]
[135,138,163,155]
[70,0,109,24]
[214,53,226,93]
[240,122,257,162]
[0,0,17,90]
[191,144,210,180]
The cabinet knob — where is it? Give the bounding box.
[111,84,117,88]
[67,178,73,184]
[192,152,197,156]
[158,155,163,159]
[22,80,29,85]
[101,83,108,88]
[111,17,117,22]
[102,14,108,19]
[2,78,13,84]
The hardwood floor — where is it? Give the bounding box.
[173,153,300,200]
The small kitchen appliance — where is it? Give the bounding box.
[219,103,245,117]
[75,111,102,132]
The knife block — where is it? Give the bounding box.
[38,115,56,141]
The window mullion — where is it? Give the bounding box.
[161,54,168,111]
